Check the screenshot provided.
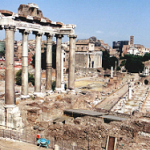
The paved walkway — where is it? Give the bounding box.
[96,84,128,110]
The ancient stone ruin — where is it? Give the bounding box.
[0,3,77,129]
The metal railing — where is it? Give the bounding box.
[0,129,102,150]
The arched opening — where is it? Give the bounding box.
[144,79,149,85]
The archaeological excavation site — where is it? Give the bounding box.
[0,2,150,150]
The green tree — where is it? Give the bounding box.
[109,56,118,68]
[16,69,35,86]
[102,50,110,70]
[116,66,121,71]
[142,53,150,62]
[120,60,126,66]
[102,50,118,70]
[52,81,56,91]
[125,55,144,73]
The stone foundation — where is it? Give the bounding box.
[0,102,23,129]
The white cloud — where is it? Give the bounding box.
[96,30,103,34]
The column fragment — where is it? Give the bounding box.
[34,32,42,93]
[68,35,77,90]
[55,34,63,91]
[45,34,53,91]
[19,30,30,98]
[4,25,15,105]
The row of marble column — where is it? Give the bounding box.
[3,25,77,105]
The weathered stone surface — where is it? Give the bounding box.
[18,4,43,18]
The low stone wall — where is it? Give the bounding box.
[75,67,97,73]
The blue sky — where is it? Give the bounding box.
[0,0,150,47]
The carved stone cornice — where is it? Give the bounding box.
[4,25,15,30]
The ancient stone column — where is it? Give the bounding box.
[114,61,117,76]
[55,34,63,92]
[45,33,53,92]
[19,29,30,98]
[111,66,113,78]
[61,49,65,90]
[128,85,132,99]
[68,35,77,90]
[34,32,42,93]
[100,52,102,68]
[4,25,15,105]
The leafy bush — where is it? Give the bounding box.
[16,69,35,86]
[120,60,126,66]
[117,66,121,71]
[52,81,56,91]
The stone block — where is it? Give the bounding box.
[0,108,5,126]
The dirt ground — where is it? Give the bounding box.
[0,138,52,150]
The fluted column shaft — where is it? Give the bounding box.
[34,32,42,92]
[68,35,77,90]
[20,30,29,96]
[4,25,15,105]
[55,34,63,89]
[45,34,53,91]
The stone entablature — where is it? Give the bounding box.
[0,3,76,35]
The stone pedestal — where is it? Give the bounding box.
[4,105,23,129]
[0,103,5,126]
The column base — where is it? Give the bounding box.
[55,88,66,94]
[61,81,65,90]
[66,89,76,94]
[46,90,54,95]
[21,95,30,100]
[33,92,45,98]
[4,105,23,129]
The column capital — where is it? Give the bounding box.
[45,33,54,37]
[4,25,15,31]
[68,34,77,38]
[0,25,3,30]
[19,29,31,34]
[33,31,43,36]
[55,34,64,38]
